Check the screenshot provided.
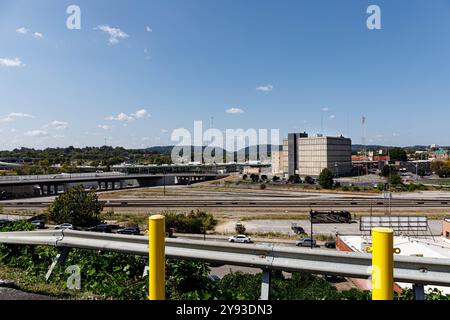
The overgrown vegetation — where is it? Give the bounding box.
[163,210,217,235]
[47,185,103,227]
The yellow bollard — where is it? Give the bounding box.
[149,215,165,300]
[371,227,394,300]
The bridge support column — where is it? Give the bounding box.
[260,269,271,300]
[413,284,425,300]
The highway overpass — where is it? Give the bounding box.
[0,172,228,198]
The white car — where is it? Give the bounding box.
[228,234,252,243]
[54,223,74,230]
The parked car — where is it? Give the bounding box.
[295,238,317,247]
[208,274,221,282]
[325,241,336,249]
[0,219,11,227]
[54,223,74,230]
[228,234,252,243]
[116,227,140,235]
[86,224,113,233]
[31,220,46,229]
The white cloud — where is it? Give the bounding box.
[95,25,129,45]
[0,57,25,67]
[146,26,152,33]
[106,112,134,122]
[106,109,150,122]
[53,134,65,139]
[322,107,330,112]
[161,129,169,133]
[24,129,48,138]
[226,108,245,114]
[16,27,28,34]
[0,112,33,123]
[329,115,335,119]
[45,120,68,130]
[97,125,111,130]
[256,84,273,92]
[33,32,43,39]
[9,112,33,118]
[131,109,150,119]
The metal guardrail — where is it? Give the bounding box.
[0,230,450,287]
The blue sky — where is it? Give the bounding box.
[1,0,450,150]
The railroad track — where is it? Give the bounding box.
[2,198,450,208]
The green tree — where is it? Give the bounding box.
[380,165,396,177]
[47,185,103,227]
[388,172,403,186]
[288,174,301,184]
[389,147,407,161]
[235,223,246,234]
[417,168,426,178]
[318,168,334,189]
[304,176,314,184]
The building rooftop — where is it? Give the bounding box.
[339,235,450,294]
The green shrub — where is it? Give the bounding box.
[163,210,217,234]
[47,185,103,227]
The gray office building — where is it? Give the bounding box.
[282,133,352,178]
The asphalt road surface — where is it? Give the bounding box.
[0,287,54,300]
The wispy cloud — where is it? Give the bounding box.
[329,115,335,119]
[146,26,153,33]
[106,113,134,122]
[44,120,68,130]
[0,57,25,67]
[24,129,48,138]
[106,109,150,122]
[16,27,28,34]
[0,112,33,123]
[225,108,245,114]
[95,25,129,45]
[256,84,273,92]
[97,125,111,130]
[322,107,330,112]
[16,27,43,39]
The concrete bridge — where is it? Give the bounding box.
[0,173,228,198]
